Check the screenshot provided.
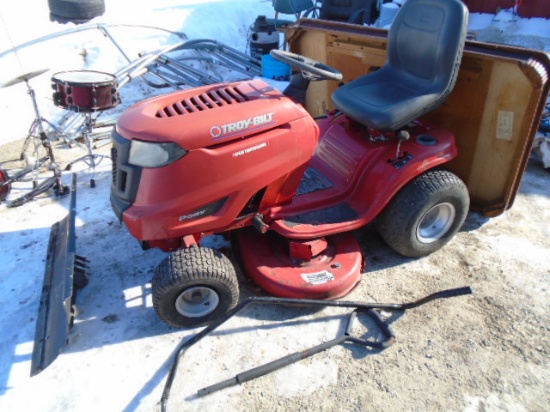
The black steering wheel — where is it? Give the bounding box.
[270,49,342,81]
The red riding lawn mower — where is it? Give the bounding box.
[110,0,470,328]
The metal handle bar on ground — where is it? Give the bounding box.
[197,308,395,397]
[160,286,472,411]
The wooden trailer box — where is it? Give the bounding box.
[286,19,550,216]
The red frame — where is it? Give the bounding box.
[116,79,457,252]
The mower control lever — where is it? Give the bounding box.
[395,130,410,159]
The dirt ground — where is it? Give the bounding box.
[181,160,549,412]
[0,134,549,412]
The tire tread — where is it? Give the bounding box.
[152,247,239,328]
[376,169,469,257]
[48,0,105,21]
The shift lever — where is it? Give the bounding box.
[395,130,410,159]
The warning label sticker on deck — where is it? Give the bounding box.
[301,271,335,285]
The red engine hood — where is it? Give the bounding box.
[116,79,309,150]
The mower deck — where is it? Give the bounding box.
[236,228,363,299]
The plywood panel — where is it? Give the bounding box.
[424,56,492,185]
[466,60,540,210]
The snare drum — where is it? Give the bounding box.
[52,70,120,112]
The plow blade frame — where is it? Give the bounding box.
[30,175,87,376]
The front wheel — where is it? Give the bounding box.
[152,247,239,328]
[376,169,469,258]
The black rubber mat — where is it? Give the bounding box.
[296,167,333,195]
[283,203,358,227]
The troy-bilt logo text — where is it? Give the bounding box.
[210,112,274,139]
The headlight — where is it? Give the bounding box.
[128,140,187,168]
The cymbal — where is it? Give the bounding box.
[1,68,49,88]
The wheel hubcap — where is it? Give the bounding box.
[417,203,456,244]
[175,286,219,318]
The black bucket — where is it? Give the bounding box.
[249,16,279,60]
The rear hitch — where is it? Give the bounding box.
[30,174,89,376]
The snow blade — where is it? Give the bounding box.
[30,174,88,376]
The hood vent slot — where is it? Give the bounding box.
[156,86,250,118]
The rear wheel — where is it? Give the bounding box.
[152,247,239,328]
[376,169,469,257]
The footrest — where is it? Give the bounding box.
[283,202,358,226]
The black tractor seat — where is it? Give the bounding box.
[332,0,469,132]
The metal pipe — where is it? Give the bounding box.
[0,23,186,60]
[97,25,132,63]
[197,308,395,397]
[2,28,262,148]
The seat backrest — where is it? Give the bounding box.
[331,0,469,131]
[320,0,371,23]
[273,0,314,15]
[387,0,468,96]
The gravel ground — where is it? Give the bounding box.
[168,160,550,412]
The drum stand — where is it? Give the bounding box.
[18,77,68,198]
[64,112,110,188]
[20,78,69,162]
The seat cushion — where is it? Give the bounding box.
[332,66,440,131]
